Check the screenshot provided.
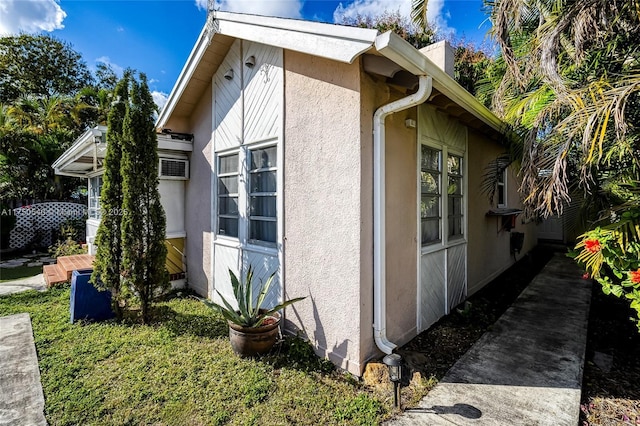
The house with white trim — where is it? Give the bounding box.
[53,11,537,375]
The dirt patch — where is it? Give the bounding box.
[581,285,640,425]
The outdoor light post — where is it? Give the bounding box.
[383,353,403,409]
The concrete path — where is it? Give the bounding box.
[0,313,47,426]
[0,274,46,296]
[388,254,591,425]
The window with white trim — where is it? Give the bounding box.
[216,144,278,246]
[447,154,464,239]
[217,153,239,238]
[497,168,507,208]
[420,146,442,245]
[88,175,103,220]
[248,146,277,245]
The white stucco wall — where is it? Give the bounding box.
[283,51,367,376]
[165,83,214,297]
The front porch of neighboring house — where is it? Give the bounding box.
[50,126,192,288]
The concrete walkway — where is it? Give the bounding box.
[0,313,47,426]
[388,254,591,425]
[0,274,46,296]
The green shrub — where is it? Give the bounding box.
[49,238,86,258]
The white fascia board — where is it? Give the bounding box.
[52,125,106,173]
[156,26,211,129]
[375,31,504,133]
[215,12,378,64]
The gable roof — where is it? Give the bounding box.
[157,11,503,134]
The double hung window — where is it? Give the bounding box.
[447,154,463,239]
[420,146,441,245]
[496,169,506,208]
[217,154,239,238]
[420,143,465,248]
[216,144,278,247]
[88,175,103,220]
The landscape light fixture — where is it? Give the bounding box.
[94,135,102,144]
[383,353,403,409]
[224,69,234,80]
[245,55,256,68]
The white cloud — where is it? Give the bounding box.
[0,0,66,36]
[152,91,168,111]
[333,0,454,36]
[95,56,124,76]
[195,0,303,19]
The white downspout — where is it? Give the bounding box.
[373,75,432,354]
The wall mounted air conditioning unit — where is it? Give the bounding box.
[159,158,189,180]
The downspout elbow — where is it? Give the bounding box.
[373,75,432,355]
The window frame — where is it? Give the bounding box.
[247,144,278,248]
[88,175,103,220]
[216,151,240,240]
[420,145,442,246]
[214,142,279,249]
[497,168,507,208]
[419,139,467,254]
[447,153,464,241]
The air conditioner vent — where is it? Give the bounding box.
[159,158,189,179]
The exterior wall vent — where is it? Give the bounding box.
[159,158,189,179]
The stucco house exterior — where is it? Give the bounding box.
[53,11,537,376]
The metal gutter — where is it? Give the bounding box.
[372,75,432,354]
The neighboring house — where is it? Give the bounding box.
[52,125,192,285]
[53,12,537,376]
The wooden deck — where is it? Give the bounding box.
[43,254,95,287]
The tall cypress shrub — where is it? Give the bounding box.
[92,72,130,319]
[120,74,168,323]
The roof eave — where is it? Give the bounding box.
[375,31,504,133]
[52,126,106,175]
[156,12,379,129]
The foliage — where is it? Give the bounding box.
[0,290,388,425]
[482,0,640,219]
[201,266,305,328]
[92,73,130,319]
[49,238,86,259]
[334,393,384,425]
[453,43,492,101]
[120,73,168,324]
[341,10,437,49]
[0,34,92,103]
[571,206,640,329]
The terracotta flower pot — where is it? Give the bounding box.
[227,311,281,357]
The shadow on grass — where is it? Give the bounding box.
[149,304,229,339]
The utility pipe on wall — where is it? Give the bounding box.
[373,75,433,355]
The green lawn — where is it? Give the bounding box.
[0,265,42,282]
[0,289,388,425]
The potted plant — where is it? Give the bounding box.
[201,265,305,357]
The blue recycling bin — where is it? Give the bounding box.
[70,269,114,323]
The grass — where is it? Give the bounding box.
[0,264,42,282]
[0,289,386,425]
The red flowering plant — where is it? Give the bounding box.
[571,208,640,330]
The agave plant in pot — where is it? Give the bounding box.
[201,266,305,357]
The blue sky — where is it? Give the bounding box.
[0,0,493,108]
